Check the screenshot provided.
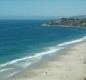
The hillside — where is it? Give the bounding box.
[43,16,86,27]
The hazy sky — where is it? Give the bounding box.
[0,0,86,19]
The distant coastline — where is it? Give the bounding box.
[42,17,86,28]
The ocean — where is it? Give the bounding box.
[0,20,86,80]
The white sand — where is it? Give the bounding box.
[8,42,86,80]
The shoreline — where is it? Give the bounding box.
[7,41,86,80]
[42,24,86,28]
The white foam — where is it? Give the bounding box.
[0,47,63,68]
[34,47,63,59]
[0,68,13,73]
[58,36,86,47]
[0,56,34,67]
[0,36,86,68]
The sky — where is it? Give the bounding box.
[0,0,86,19]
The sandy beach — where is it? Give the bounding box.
[8,42,86,80]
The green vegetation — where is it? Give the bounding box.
[43,18,86,27]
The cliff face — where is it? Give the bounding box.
[43,18,86,27]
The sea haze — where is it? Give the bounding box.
[0,20,86,79]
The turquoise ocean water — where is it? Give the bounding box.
[0,20,86,80]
